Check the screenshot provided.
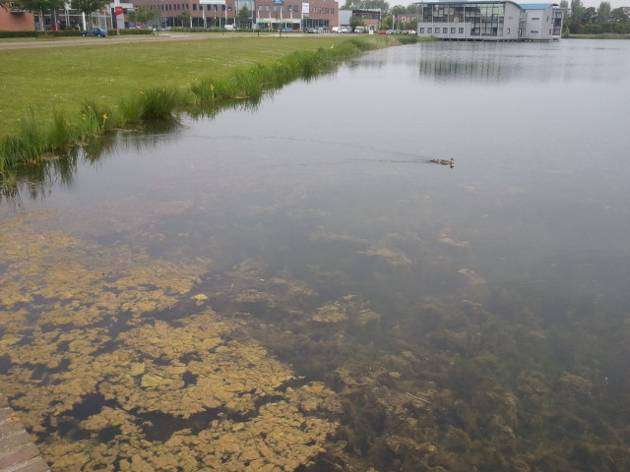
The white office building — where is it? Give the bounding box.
[415,1,563,41]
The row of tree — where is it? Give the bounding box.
[565,0,630,34]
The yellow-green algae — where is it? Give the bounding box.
[0,216,338,471]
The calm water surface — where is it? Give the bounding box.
[1,40,630,471]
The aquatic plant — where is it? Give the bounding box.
[0,217,340,470]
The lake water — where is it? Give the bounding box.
[1,39,630,471]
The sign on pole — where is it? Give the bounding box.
[114,6,124,15]
[301,2,309,14]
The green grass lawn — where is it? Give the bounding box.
[0,36,361,136]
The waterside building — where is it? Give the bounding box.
[415,1,563,41]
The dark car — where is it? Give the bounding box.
[81,27,108,38]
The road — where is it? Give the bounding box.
[0,32,317,51]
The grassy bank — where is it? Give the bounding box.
[0,36,351,136]
[0,36,395,173]
[568,33,630,39]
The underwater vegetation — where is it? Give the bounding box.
[1,200,630,471]
[0,215,338,471]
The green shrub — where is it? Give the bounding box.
[397,35,419,45]
[107,29,153,36]
[0,31,38,38]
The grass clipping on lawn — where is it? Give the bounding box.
[0,37,398,174]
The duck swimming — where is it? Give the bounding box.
[429,158,455,168]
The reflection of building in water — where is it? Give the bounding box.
[418,58,510,81]
[414,1,563,41]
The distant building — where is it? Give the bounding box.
[0,4,35,31]
[131,0,337,29]
[255,0,337,30]
[338,7,381,30]
[415,1,563,41]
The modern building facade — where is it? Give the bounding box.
[255,0,337,30]
[130,0,337,29]
[415,1,563,41]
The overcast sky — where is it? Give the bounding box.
[393,0,628,9]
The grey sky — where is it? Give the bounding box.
[392,0,629,8]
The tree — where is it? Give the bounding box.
[349,15,364,28]
[343,0,389,12]
[237,5,251,28]
[127,5,159,26]
[581,6,597,23]
[610,7,629,22]
[597,1,610,23]
[381,13,392,29]
[70,0,108,23]
[405,4,418,14]
[177,10,191,27]
[18,0,64,31]
[569,0,584,31]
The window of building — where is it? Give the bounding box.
[530,29,538,33]
[427,27,432,33]
[507,27,510,33]
[419,27,424,33]
[458,27,463,33]
[443,27,447,33]
[192,3,196,9]
[531,17,540,20]
[450,27,455,33]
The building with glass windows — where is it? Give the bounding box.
[414,1,563,41]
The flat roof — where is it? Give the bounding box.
[413,1,558,10]
[414,1,519,5]
[519,3,553,9]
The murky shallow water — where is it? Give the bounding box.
[2,40,630,471]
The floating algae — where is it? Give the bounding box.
[0,216,339,471]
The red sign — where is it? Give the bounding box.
[114,6,124,15]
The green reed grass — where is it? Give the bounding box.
[0,37,397,175]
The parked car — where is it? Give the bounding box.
[224,24,235,31]
[81,27,107,38]
[339,26,352,33]
[354,26,366,33]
